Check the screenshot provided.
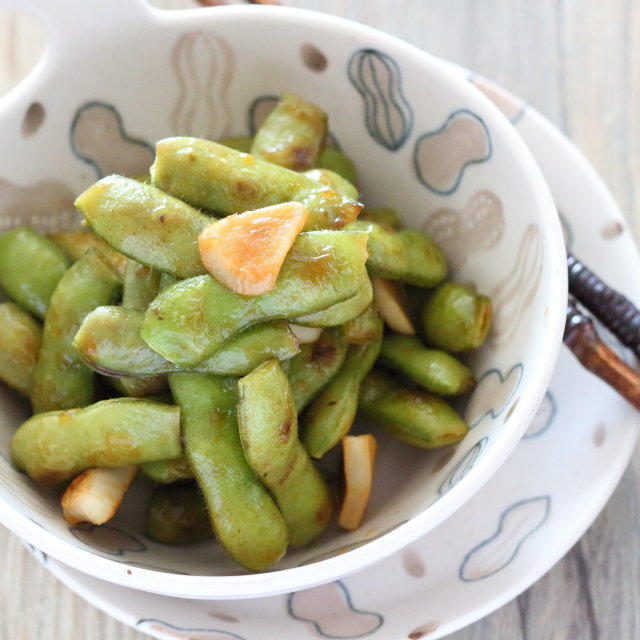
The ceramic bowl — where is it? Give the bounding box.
[0,0,566,599]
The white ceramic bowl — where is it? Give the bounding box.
[0,0,566,599]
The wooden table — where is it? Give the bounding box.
[1,1,638,638]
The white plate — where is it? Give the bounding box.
[25,75,640,639]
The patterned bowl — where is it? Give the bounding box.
[0,0,566,599]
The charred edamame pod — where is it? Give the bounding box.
[346,220,447,287]
[318,146,358,185]
[237,360,333,547]
[30,250,121,413]
[11,398,181,485]
[169,373,288,571]
[151,137,362,230]
[75,176,212,278]
[0,227,70,319]
[302,317,383,458]
[0,302,42,396]
[286,328,348,411]
[342,305,381,344]
[48,229,128,278]
[75,307,300,376]
[379,334,474,395]
[358,370,468,448]
[251,92,327,171]
[293,276,372,328]
[303,168,358,200]
[141,230,369,366]
[145,484,213,544]
[422,282,492,352]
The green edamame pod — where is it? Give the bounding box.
[140,455,193,484]
[318,146,358,185]
[303,168,358,200]
[122,259,161,310]
[158,273,180,292]
[11,398,181,485]
[286,328,348,411]
[0,227,70,319]
[220,138,359,187]
[343,306,381,343]
[151,137,362,230]
[217,136,253,153]
[30,250,121,413]
[379,334,475,395]
[0,302,42,396]
[359,208,400,230]
[75,176,213,278]
[75,307,300,376]
[169,373,288,571]
[238,360,333,547]
[302,317,383,458]
[359,370,468,448]
[142,230,369,366]
[251,92,327,171]
[293,276,372,328]
[346,220,447,288]
[145,484,213,544]
[422,282,492,353]
[48,229,128,278]
[117,258,166,397]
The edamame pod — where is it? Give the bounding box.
[75,176,213,278]
[75,307,300,376]
[217,136,253,153]
[151,137,362,230]
[303,168,358,200]
[422,282,492,352]
[343,306,381,343]
[359,207,400,230]
[358,370,468,448]
[346,220,447,287]
[293,276,373,328]
[30,250,121,413]
[302,317,383,458]
[145,484,213,544]
[142,230,369,366]
[117,258,166,397]
[286,328,348,411]
[318,146,358,185]
[169,373,288,571]
[379,334,475,395]
[48,229,128,277]
[0,227,70,319]
[0,302,42,396]
[122,259,161,310]
[238,360,333,547]
[11,398,181,485]
[251,92,327,171]
[159,273,180,292]
[140,455,192,484]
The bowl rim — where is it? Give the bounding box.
[0,2,568,599]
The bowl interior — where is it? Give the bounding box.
[0,5,565,595]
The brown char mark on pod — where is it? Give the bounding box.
[348,48,414,151]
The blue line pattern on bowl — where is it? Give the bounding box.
[69,101,154,179]
[413,109,492,196]
[288,580,384,638]
[522,391,556,439]
[465,363,523,428]
[69,522,146,557]
[438,437,489,496]
[347,48,413,151]
[137,619,249,640]
[459,495,551,582]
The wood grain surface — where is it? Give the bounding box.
[1,1,639,638]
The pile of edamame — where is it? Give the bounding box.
[1,92,492,571]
